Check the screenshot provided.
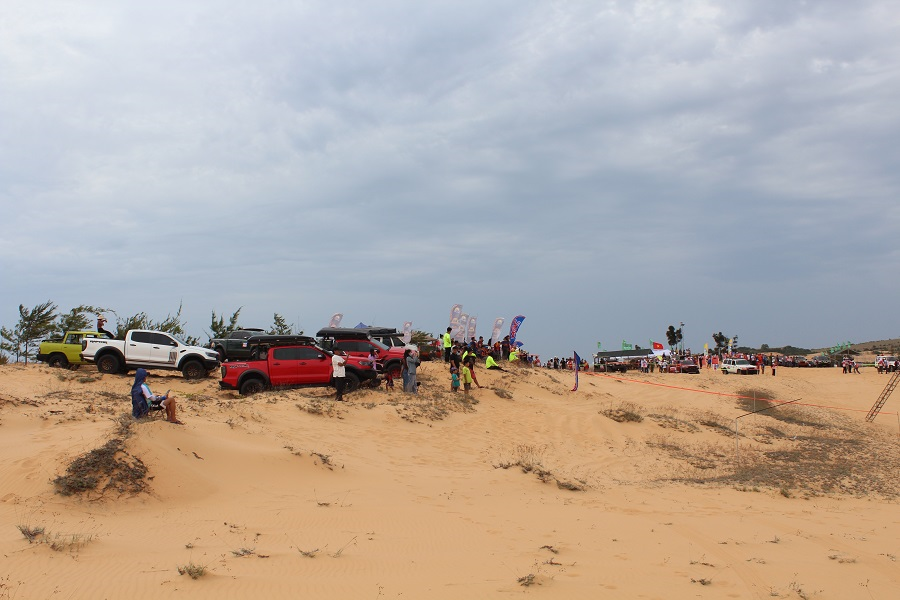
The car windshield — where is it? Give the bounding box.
[370,338,389,351]
[734,359,752,365]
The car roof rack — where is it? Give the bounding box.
[246,335,320,347]
[316,327,374,340]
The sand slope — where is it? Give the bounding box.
[1,362,898,599]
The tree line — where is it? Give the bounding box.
[0,301,296,364]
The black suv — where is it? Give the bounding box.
[210,328,266,361]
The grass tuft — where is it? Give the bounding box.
[177,562,207,579]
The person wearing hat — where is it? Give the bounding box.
[97,315,115,339]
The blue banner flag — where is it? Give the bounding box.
[572,351,581,391]
[509,315,526,347]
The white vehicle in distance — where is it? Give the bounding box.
[720,358,760,375]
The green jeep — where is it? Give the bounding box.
[37,330,111,368]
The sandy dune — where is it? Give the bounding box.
[1,361,898,599]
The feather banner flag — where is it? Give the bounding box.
[466,316,477,343]
[572,351,581,391]
[401,321,413,344]
[490,318,505,345]
[457,314,469,342]
[509,315,526,347]
[449,304,463,340]
[328,313,343,328]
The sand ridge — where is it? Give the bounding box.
[1,361,898,598]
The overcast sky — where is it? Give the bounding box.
[2,0,899,357]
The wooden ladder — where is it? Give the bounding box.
[866,370,900,422]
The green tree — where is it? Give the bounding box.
[267,313,294,335]
[410,330,433,345]
[13,300,58,364]
[115,302,200,346]
[1,325,22,362]
[712,332,727,352]
[665,325,682,351]
[209,307,242,339]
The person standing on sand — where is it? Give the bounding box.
[450,367,460,392]
[401,349,410,391]
[461,362,474,396]
[406,349,421,393]
[443,327,452,362]
[771,357,776,377]
[332,349,347,401]
[465,356,482,389]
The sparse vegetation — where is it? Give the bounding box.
[17,524,93,552]
[601,401,643,422]
[177,562,207,579]
[493,387,514,399]
[16,524,45,543]
[494,444,587,490]
[53,433,148,497]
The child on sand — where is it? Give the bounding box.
[461,363,473,395]
[450,367,460,392]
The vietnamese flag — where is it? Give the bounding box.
[652,341,664,351]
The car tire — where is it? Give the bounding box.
[345,372,360,392]
[182,360,205,380]
[240,378,266,396]
[48,354,69,369]
[215,347,226,362]
[384,361,402,381]
[97,354,121,375]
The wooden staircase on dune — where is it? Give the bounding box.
[866,370,900,422]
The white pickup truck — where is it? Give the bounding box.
[81,329,220,379]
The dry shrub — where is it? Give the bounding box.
[647,413,699,432]
[493,387,514,399]
[395,389,477,423]
[53,437,148,497]
[644,404,900,498]
[601,401,643,423]
[494,444,587,491]
[178,562,207,579]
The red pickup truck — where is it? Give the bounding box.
[316,327,407,380]
[218,335,377,396]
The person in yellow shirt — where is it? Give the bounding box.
[461,363,474,395]
[485,354,505,371]
[443,327,453,362]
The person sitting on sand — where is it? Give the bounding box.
[132,368,182,424]
[485,353,505,371]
